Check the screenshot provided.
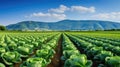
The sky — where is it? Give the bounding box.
[0,0,120,25]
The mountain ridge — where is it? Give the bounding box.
[6,20,120,30]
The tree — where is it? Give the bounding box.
[0,25,6,31]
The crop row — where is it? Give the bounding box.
[61,34,92,67]
[67,34,120,67]
[0,32,120,67]
[71,34,120,56]
[0,33,60,67]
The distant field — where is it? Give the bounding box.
[66,31,120,39]
[0,31,120,67]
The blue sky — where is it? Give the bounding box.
[0,0,120,25]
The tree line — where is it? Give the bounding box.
[0,25,6,31]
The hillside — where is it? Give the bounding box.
[6,20,120,30]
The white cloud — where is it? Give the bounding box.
[51,13,66,19]
[92,12,120,20]
[71,6,95,13]
[25,5,96,21]
[29,12,66,20]
[32,12,51,17]
[48,5,95,13]
[49,5,69,13]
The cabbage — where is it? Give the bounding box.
[41,45,51,50]
[0,43,7,47]
[64,54,92,67]
[61,50,79,60]
[105,56,120,67]
[112,47,120,55]
[86,47,103,58]
[17,46,33,57]
[94,51,113,63]
[103,43,114,51]
[24,44,34,49]
[1,51,22,65]
[18,41,25,46]
[31,42,39,47]
[0,48,6,54]
[8,43,17,51]
[63,44,76,50]
[0,63,5,67]
[36,49,55,63]
[47,43,56,49]
[20,57,48,67]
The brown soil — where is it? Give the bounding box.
[47,35,64,67]
[14,62,22,67]
[92,61,101,67]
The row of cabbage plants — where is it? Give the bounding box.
[61,34,92,67]
[72,34,120,56]
[0,33,58,67]
[75,34,120,47]
[67,34,120,67]
[20,34,60,67]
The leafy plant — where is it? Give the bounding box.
[64,54,92,67]
[8,43,17,51]
[105,56,120,67]
[86,47,103,58]
[17,46,33,57]
[47,42,56,49]
[63,44,76,50]
[112,47,120,55]
[0,43,7,47]
[1,51,22,65]
[36,49,55,62]
[94,51,113,63]
[31,42,39,47]
[0,48,6,54]
[61,50,79,60]
[102,43,114,51]
[41,45,51,50]
[0,63,5,67]
[20,57,48,67]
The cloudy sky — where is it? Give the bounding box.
[0,0,120,25]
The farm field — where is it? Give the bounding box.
[0,31,120,67]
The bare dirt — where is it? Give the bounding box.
[47,35,64,67]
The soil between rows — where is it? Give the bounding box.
[47,35,64,67]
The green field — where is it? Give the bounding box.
[0,31,120,67]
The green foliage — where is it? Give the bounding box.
[36,49,55,62]
[94,51,113,62]
[61,50,79,60]
[21,57,48,67]
[64,54,92,67]
[17,46,33,57]
[1,51,22,65]
[0,31,119,67]
[0,63,5,67]
[0,25,6,31]
[105,56,120,67]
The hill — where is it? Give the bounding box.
[6,20,120,30]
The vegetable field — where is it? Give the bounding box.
[0,31,120,67]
